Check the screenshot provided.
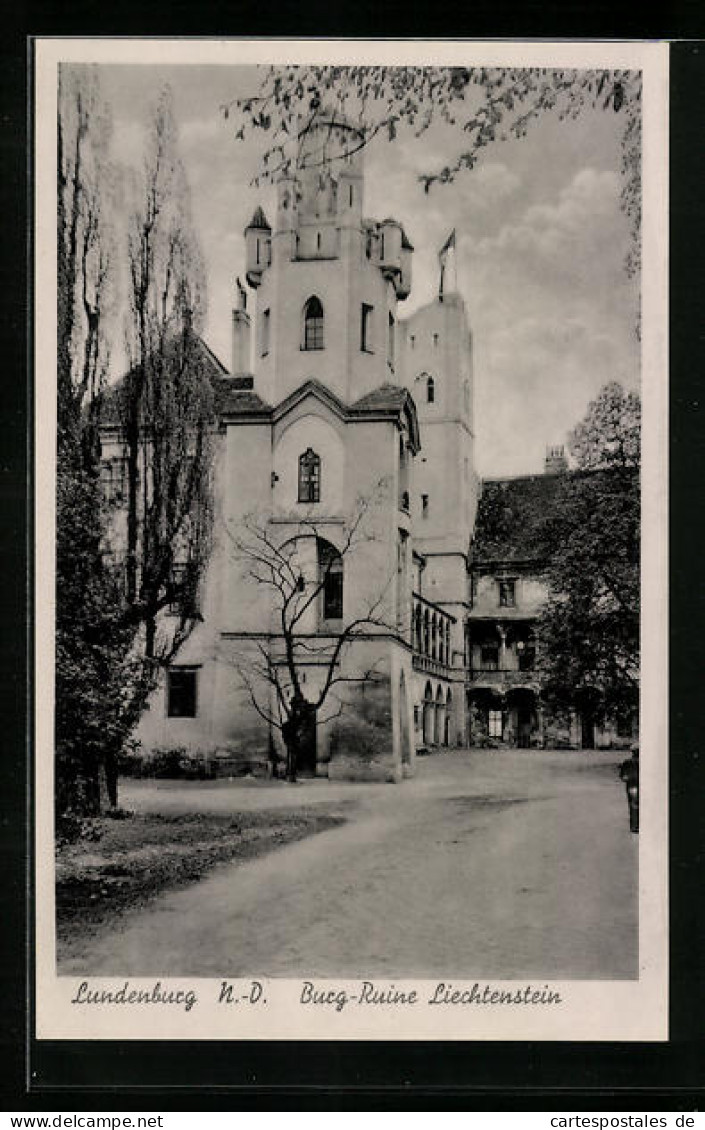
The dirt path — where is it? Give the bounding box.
[59,750,638,980]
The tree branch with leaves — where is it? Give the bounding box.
[223,65,641,276]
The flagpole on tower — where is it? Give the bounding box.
[438,228,456,303]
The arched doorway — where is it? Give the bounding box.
[422,681,434,746]
[434,685,444,745]
[399,670,412,767]
[445,688,453,747]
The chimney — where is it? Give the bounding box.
[544,444,568,474]
[231,277,251,375]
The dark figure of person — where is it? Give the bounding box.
[619,744,639,834]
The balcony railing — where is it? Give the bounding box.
[467,668,539,688]
[412,653,452,677]
[411,591,456,669]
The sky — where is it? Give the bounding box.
[98,63,640,478]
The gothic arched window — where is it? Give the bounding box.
[298,448,321,503]
[427,376,435,403]
[303,295,324,351]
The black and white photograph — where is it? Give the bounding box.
[34,39,668,1042]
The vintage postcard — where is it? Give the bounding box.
[34,38,669,1042]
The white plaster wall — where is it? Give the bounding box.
[273,412,345,515]
[471,571,548,620]
[252,231,396,407]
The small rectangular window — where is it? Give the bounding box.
[388,312,395,370]
[323,563,343,619]
[167,668,197,718]
[101,457,127,504]
[168,562,188,614]
[361,303,373,352]
[498,579,516,607]
[488,709,503,738]
[261,308,270,356]
[421,493,429,517]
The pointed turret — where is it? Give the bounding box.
[244,206,272,288]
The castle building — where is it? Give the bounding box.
[467,449,637,751]
[102,108,479,781]
[100,110,637,773]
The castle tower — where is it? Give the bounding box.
[399,281,478,695]
[243,107,413,406]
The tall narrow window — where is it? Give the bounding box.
[319,540,343,620]
[433,332,439,347]
[388,312,395,370]
[410,334,415,350]
[316,231,321,251]
[303,296,324,351]
[298,448,321,503]
[488,709,503,738]
[427,376,435,403]
[349,184,354,207]
[361,303,373,352]
[261,308,270,356]
[498,579,516,608]
[421,493,429,518]
[167,668,198,718]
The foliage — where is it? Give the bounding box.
[55,468,153,824]
[55,66,147,823]
[468,702,490,748]
[121,86,216,661]
[57,64,119,469]
[56,75,215,823]
[568,380,641,471]
[329,715,390,763]
[119,746,214,780]
[224,65,641,275]
[537,382,640,719]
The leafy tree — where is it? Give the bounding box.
[57,63,116,468]
[56,65,140,822]
[55,472,150,819]
[537,382,640,725]
[224,65,641,275]
[120,86,216,662]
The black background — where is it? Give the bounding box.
[2,12,704,1108]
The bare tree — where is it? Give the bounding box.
[121,86,216,665]
[229,487,399,782]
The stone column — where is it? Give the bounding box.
[497,624,508,669]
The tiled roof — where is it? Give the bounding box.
[98,335,251,426]
[472,468,637,566]
[211,377,271,416]
[350,383,409,412]
[471,473,572,566]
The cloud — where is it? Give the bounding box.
[456,169,639,476]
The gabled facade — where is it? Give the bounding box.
[102,108,479,781]
[467,452,637,750]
